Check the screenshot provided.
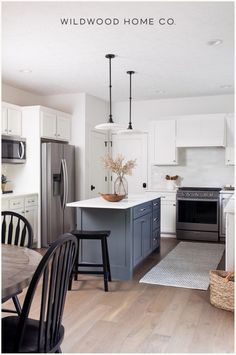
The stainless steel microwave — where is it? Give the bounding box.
[2,135,26,164]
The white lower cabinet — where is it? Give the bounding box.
[161,200,176,234]
[146,191,176,235]
[2,194,38,243]
[155,192,176,235]
[25,206,38,242]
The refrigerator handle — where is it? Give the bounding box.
[61,159,66,209]
[64,158,69,207]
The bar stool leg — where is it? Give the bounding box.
[74,239,80,281]
[101,239,109,292]
[105,237,112,282]
[12,295,21,316]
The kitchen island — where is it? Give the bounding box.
[67,194,161,280]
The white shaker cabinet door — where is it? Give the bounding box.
[150,120,178,165]
[41,112,57,139]
[161,201,176,234]
[25,206,38,242]
[2,107,8,135]
[225,115,234,165]
[57,115,71,141]
[7,108,22,136]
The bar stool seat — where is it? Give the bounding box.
[69,230,112,292]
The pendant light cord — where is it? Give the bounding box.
[106,54,115,124]
[127,71,135,130]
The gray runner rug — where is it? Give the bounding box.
[140,242,225,290]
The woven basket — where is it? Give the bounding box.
[209,270,234,312]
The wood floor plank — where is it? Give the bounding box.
[152,287,191,337]
[2,238,234,353]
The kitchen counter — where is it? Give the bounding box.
[220,190,235,195]
[67,194,161,280]
[1,192,38,199]
[67,193,162,209]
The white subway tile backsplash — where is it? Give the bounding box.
[151,147,234,188]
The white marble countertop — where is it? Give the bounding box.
[67,193,161,210]
[224,195,234,214]
[220,190,235,194]
[1,192,38,199]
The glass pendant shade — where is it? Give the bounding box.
[95,122,122,130]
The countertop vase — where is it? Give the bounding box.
[114,176,128,198]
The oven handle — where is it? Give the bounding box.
[177,198,219,202]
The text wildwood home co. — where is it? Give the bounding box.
[60,17,176,26]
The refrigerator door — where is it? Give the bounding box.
[63,144,75,233]
[41,142,64,247]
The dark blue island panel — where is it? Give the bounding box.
[76,197,160,280]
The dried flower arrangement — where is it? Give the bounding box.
[102,154,137,178]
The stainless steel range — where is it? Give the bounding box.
[176,187,221,242]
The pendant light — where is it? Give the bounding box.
[117,70,142,134]
[95,54,122,131]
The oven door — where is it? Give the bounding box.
[2,137,26,163]
[176,198,219,232]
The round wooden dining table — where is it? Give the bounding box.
[2,244,42,301]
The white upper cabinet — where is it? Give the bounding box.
[57,115,71,141]
[176,114,226,147]
[150,120,178,165]
[41,112,57,139]
[2,104,22,136]
[41,110,71,142]
[225,114,234,165]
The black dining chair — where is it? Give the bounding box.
[2,233,78,353]
[1,211,34,315]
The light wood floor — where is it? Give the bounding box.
[3,238,234,353]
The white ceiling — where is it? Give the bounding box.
[2,1,234,101]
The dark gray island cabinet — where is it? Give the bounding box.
[67,195,161,280]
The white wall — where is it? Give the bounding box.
[113,94,234,130]
[113,94,234,188]
[2,83,45,106]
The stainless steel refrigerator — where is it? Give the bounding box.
[41,142,75,247]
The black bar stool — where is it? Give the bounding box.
[69,230,112,292]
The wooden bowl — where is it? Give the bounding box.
[99,193,125,202]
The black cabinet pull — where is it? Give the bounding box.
[142,183,147,188]
[91,185,95,191]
